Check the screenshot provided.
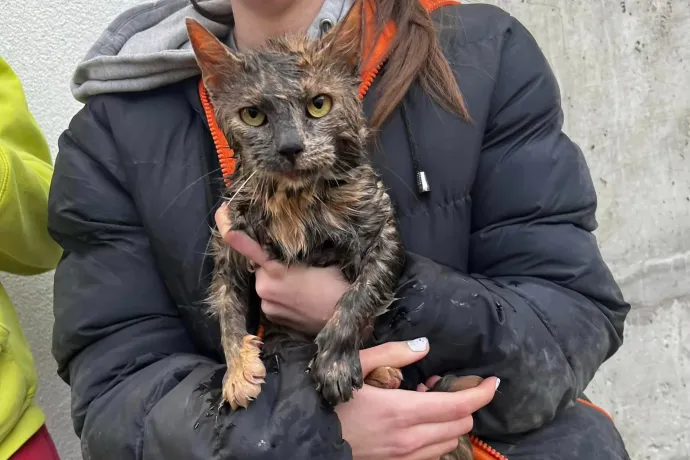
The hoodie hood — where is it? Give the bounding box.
[71,0,354,102]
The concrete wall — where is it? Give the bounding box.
[1,0,688,458]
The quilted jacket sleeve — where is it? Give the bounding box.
[374,16,630,437]
[48,99,350,460]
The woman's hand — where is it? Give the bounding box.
[338,339,498,460]
[216,205,349,335]
[216,207,498,459]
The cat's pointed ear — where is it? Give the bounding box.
[318,13,362,73]
[186,18,242,88]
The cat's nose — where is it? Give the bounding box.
[277,141,304,160]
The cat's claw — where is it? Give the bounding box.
[309,350,363,406]
[221,335,266,410]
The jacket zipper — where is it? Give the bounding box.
[198,81,236,188]
[469,435,508,460]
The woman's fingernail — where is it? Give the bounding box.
[495,378,501,390]
[407,337,428,352]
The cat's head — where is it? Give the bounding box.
[186,18,367,188]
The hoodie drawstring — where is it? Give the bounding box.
[400,100,429,194]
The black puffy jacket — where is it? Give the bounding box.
[49,3,631,459]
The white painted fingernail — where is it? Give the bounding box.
[495,378,501,390]
[407,337,428,352]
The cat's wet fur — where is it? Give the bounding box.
[187,17,476,460]
[187,17,404,407]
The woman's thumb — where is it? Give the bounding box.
[360,338,430,376]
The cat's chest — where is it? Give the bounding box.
[246,187,360,265]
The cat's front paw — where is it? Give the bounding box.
[222,335,266,410]
[309,349,363,405]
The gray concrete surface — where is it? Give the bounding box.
[0,0,688,458]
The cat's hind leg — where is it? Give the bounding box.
[364,366,403,389]
[430,375,485,460]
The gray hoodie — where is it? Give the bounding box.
[71,0,353,102]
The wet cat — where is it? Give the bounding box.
[187,17,481,460]
[187,16,404,407]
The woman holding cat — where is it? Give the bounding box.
[49,0,631,459]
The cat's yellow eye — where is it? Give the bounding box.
[306,95,332,118]
[239,107,266,126]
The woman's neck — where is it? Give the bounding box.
[231,0,326,50]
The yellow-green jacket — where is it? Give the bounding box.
[0,57,62,459]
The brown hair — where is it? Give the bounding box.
[359,0,469,128]
[190,0,468,129]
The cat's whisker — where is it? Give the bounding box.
[376,164,422,204]
[226,170,257,205]
[329,162,355,185]
[158,167,223,218]
[259,175,269,205]
[196,196,227,287]
[314,191,326,208]
[249,175,262,208]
